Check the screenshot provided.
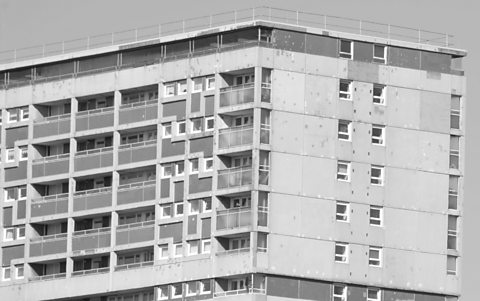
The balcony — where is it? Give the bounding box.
[217,167,252,189]
[117,180,156,205]
[118,140,157,165]
[29,273,66,282]
[119,100,158,124]
[74,147,113,172]
[76,107,114,131]
[114,260,154,272]
[72,227,111,252]
[33,114,71,138]
[32,154,70,178]
[216,208,251,230]
[116,220,155,245]
[29,233,68,257]
[260,83,271,103]
[213,288,266,298]
[72,267,110,277]
[220,83,254,108]
[31,194,69,218]
[73,187,112,211]
[219,126,253,149]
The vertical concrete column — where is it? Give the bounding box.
[66,217,75,278]
[154,81,164,261]
[67,96,78,279]
[24,104,34,270]
[110,211,118,272]
[210,70,220,257]
[110,90,121,271]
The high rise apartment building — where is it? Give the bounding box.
[0,8,466,301]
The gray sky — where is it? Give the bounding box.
[0,0,478,299]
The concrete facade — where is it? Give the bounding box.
[0,18,466,301]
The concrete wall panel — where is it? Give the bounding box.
[386,87,420,129]
[159,222,182,242]
[218,47,257,72]
[302,156,336,198]
[352,81,374,123]
[191,93,201,113]
[348,60,379,83]
[271,111,304,154]
[420,51,451,74]
[353,41,373,63]
[74,72,116,97]
[304,75,337,117]
[163,100,186,120]
[2,245,24,265]
[117,65,160,90]
[5,162,27,182]
[305,54,338,77]
[190,137,213,156]
[160,178,170,198]
[5,86,33,107]
[272,51,306,75]
[305,34,338,58]
[303,115,336,158]
[6,126,28,147]
[270,152,302,195]
[161,140,185,157]
[201,218,211,238]
[188,175,212,194]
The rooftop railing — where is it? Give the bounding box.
[71,267,110,277]
[29,272,66,282]
[0,6,454,64]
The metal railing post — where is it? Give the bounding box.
[210,15,212,27]
[446,33,449,46]
[387,24,391,40]
[418,29,421,43]
[111,32,114,45]
[135,28,138,41]
[87,36,90,50]
[182,20,185,33]
[158,24,162,37]
[62,41,65,54]
[296,11,299,25]
[324,15,327,29]
[359,20,362,35]
[42,44,45,57]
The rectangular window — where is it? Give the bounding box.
[165,83,175,96]
[160,204,172,219]
[190,159,199,174]
[186,281,197,296]
[206,76,215,90]
[371,165,384,186]
[200,279,211,294]
[162,123,172,138]
[3,228,15,241]
[159,244,169,259]
[188,240,199,256]
[447,215,458,250]
[19,146,28,161]
[177,121,186,136]
[370,206,383,226]
[369,246,382,267]
[451,95,461,130]
[336,201,350,222]
[178,80,187,95]
[339,80,352,100]
[333,285,347,301]
[158,286,169,300]
[201,239,211,254]
[17,227,25,240]
[337,161,351,182]
[162,164,173,178]
[339,40,353,59]
[7,109,18,123]
[174,244,183,258]
[174,202,184,217]
[450,135,460,169]
[202,198,212,212]
[175,161,185,176]
[189,199,200,215]
[5,187,16,202]
[449,176,459,210]
[447,255,457,275]
[6,148,15,163]
[205,116,214,131]
[372,125,385,145]
[204,158,213,172]
[20,106,29,121]
[192,78,203,92]
[373,44,387,64]
[191,118,202,133]
[335,243,349,263]
[18,186,27,200]
[367,288,381,301]
[338,120,352,141]
[373,85,386,105]
[2,267,11,281]
[15,264,24,279]
[171,283,183,298]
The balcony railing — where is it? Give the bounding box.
[31,193,69,217]
[216,247,250,256]
[29,233,68,257]
[30,233,67,243]
[213,288,266,298]
[114,260,154,271]
[33,114,71,138]
[261,83,271,103]
[32,154,70,178]
[258,206,268,227]
[218,125,253,149]
[217,167,252,189]
[220,83,254,107]
[29,272,66,282]
[259,164,270,185]
[72,267,110,277]
[119,100,158,124]
[73,187,112,211]
[118,140,157,165]
[117,180,156,205]
[74,146,113,171]
[72,227,111,252]
[76,107,114,131]
[260,123,270,144]
[116,220,155,245]
[216,208,251,230]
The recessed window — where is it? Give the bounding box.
[447,255,457,275]
[370,206,383,226]
[177,80,187,95]
[338,120,352,141]
[3,228,15,241]
[205,116,214,131]
[162,164,173,178]
[202,198,212,213]
[190,159,199,174]
[206,76,215,90]
[186,281,197,296]
[204,158,213,172]
[337,161,351,182]
[177,121,186,136]
[163,123,172,138]
[171,283,183,298]
[15,264,24,279]
[158,286,169,300]
[339,80,352,100]
[18,186,27,200]
[367,288,381,301]
[188,240,199,256]
[192,78,203,93]
[447,215,458,250]
[333,285,347,301]
[201,239,211,254]
[450,135,460,169]
[373,84,386,105]
[335,242,349,263]
[7,109,18,123]
[174,202,184,217]
[5,187,16,202]
[160,204,172,219]
[339,40,353,59]
[372,125,385,145]
[19,106,29,121]
[369,246,382,267]
[2,267,11,281]
[448,176,459,210]
[370,165,384,186]
[165,83,175,96]
[336,201,350,222]
[17,227,25,240]
[174,244,183,258]
[189,199,200,215]
[159,244,169,259]
[175,161,185,176]
[191,118,202,134]
[19,146,28,161]
[373,44,387,64]
[200,279,211,294]
[6,148,15,163]
[451,95,461,130]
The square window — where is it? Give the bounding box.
[7,109,18,123]
[162,164,173,178]
[369,246,382,267]
[17,227,25,240]
[192,78,203,92]
[190,159,199,174]
[186,281,197,296]
[177,121,186,136]
[174,203,184,217]
[335,243,349,263]
[174,244,183,258]
[205,117,214,131]
[373,45,387,64]
[165,83,175,96]
[189,199,200,215]
[15,264,24,279]
[202,198,212,212]
[371,166,384,186]
[200,279,211,294]
[338,120,352,141]
[160,204,172,219]
[202,239,211,254]
[367,288,381,301]
[204,158,213,172]
[337,161,351,182]
[178,80,187,95]
[175,161,185,176]
[163,123,172,138]
[339,80,352,100]
[2,267,11,281]
[19,146,28,161]
[172,283,183,298]
[336,202,350,222]
[372,125,385,145]
[157,286,169,300]
[159,244,169,259]
[447,255,457,275]
[6,149,15,163]
[373,85,386,105]
[333,285,346,301]
[20,107,29,121]
[191,118,202,133]
[339,40,353,59]
[370,206,383,226]
[5,187,16,202]
[3,228,15,241]
[188,240,199,256]
[206,76,215,90]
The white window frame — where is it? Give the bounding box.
[16,227,25,240]
[200,279,211,294]
[372,125,385,145]
[3,228,15,241]
[338,120,352,141]
[201,239,211,254]
[6,148,15,163]
[206,76,215,90]
[19,106,29,121]
[339,80,352,100]
[367,288,381,301]
[373,84,386,105]
[336,201,350,223]
[189,199,200,215]
[15,264,24,279]
[336,161,351,182]
[162,123,172,138]
[205,116,214,131]
[451,95,461,130]
[187,240,199,256]
[177,80,187,95]
[18,186,27,200]
[186,281,198,296]
[174,202,184,217]
[157,286,169,300]
[165,83,175,97]
[447,255,457,275]
[173,243,183,258]
[333,285,347,301]
[5,187,16,202]
[7,109,18,123]
[202,198,212,213]
[160,204,172,219]
[19,146,28,161]
[2,267,11,281]
[373,44,387,64]
[175,161,185,176]
[369,246,382,267]
[203,157,213,172]
[162,164,173,178]
[192,78,203,93]
[159,244,169,259]
[171,283,183,298]
[371,165,384,186]
[177,121,186,136]
[190,159,199,174]
[191,118,202,134]
[370,206,383,227]
[339,39,353,59]
[334,242,349,263]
